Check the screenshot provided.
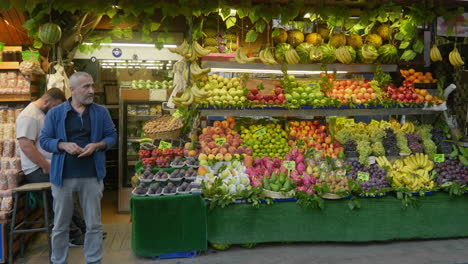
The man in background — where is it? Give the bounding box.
[15,88,86,247]
[40,72,117,264]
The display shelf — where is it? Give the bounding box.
[201,61,398,73]
[198,107,442,117]
[0,94,31,102]
[0,61,20,70]
[127,115,157,121]
[103,104,119,109]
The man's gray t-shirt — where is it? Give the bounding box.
[15,103,52,175]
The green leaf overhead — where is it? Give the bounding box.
[225,17,236,29]
[245,29,257,43]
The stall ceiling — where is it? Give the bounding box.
[0,9,32,45]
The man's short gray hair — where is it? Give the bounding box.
[69,72,93,89]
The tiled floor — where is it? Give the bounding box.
[14,191,468,263]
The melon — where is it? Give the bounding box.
[319,44,336,63]
[205,28,218,38]
[274,43,292,63]
[346,34,363,49]
[204,37,218,46]
[344,46,356,62]
[378,44,398,64]
[316,24,331,41]
[329,34,346,48]
[287,30,304,47]
[358,44,379,63]
[365,34,383,49]
[273,28,288,44]
[376,24,391,41]
[309,46,323,63]
[305,33,323,46]
[38,23,62,45]
[296,43,313,63]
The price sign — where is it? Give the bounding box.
[336,118,346,126]
[254,127,266,137]
[158,140,172,150]
[368,156,376,165]
[357,171,370,181]
[344,119,355,127]
[370,120,380,127]
[215,137,226,146]
[283,161,296,170]
[434,154,445,163]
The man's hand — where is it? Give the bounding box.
[41,162,51,174]
[58,142,84,155]
[78,143,100,158]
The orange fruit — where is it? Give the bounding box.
[409,69,415,74]
[425,94,433,101]
[423,79,431,83]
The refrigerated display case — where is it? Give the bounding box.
[118,100,165,212]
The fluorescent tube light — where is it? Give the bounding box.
[83,42,177,48]
[209,68,347,75]
[304,13,311,18]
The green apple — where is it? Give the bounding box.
[304,86,313,94]
[295,87,304,94]
[299,99,307,105]
[285,94,292,101]
[300,92,308,99]
[199,160,208,166]
[292,92,301,100]
[221,170,230,179]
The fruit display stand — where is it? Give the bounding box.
[206,193,468,244]
[130,194,207,257]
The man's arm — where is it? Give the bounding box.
[78,108,116,158]
[17,138,50,173]
[39,109,62,153]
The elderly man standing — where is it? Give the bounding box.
[40,72,117,264]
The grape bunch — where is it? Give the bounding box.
[406,133,423,154]
[430,127,452,154]
[434,156,468,185]
[345,161,390,194]
[383,129,399,156]
[344,140,357,152]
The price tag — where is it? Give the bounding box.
[380,122,391,129]
[283,161,296,170]
[434,154,445,163]
[215,137,226,146]
[344,119,355,127]
[172,109,183,118]
[357,171,370,181]
[370,120,380,127]
[254,127,266,137]
[368,156,376,165]
[158,140,172,150]
[336,118,346,125]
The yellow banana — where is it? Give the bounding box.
[430,45,442,62]
[449,47,464,67]
[192,41,211,57]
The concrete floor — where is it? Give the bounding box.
[15,231,468,264]
[14,190,468,264]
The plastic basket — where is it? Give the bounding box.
[321,193,352,200]
[153,250,197,260]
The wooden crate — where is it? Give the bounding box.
[120,89,149,101]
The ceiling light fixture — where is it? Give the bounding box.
[83,42,177,48]
[209,68,347,75]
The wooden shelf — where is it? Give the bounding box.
[0,94,31,102]
[0,61,20,70]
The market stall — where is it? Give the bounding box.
[3,0,467,260]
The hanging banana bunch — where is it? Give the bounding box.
[259,47,278,65]
[430,45,442,62]
[235,47,257,64]
[449,46,465,67]
[168,40,211,61]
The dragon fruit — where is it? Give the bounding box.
[297,186,308,192]
[305,188,315,194]
[254,157,262,166]
[251,179,262,187]
[285,153,292,161]
[296,162,306,174]
[296,155,304,164]
[291,147,299,159]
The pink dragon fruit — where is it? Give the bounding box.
[297,186,308,192]
[296,162,306,174]
[254,157,262,166]
[279,166,288,174]
[296,155,304,164]
[306,188,315,194]
[251,179,262,187]
[291,147,299,159]
[290,169,299,178]
[285,153,292,161]
[273,157,281,168]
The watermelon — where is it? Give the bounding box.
[319,44,336,63]
[309,46,323,63]
[275,43,292,63]
[38,23,62,45]
[344,46,356,62]
[358,44,379,63]
[296,43,313,64]
[378,44,398,64]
